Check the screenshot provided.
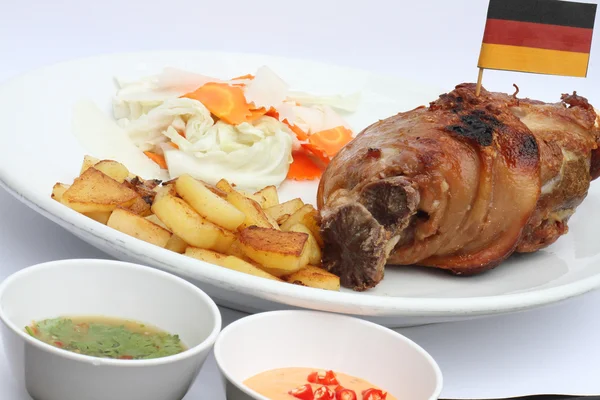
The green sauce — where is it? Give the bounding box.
[25,316,185,360]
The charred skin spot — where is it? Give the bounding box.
[445,110,501,146]
[430,93,465,113]
[495,126,539,170]
[518,135,538,159]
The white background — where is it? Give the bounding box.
[1,0,600,398]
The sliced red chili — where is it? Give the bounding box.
[335,387,357,400]
[307,371,320,383]
[314,386,335,400]
[53,341,64,347]
[118,355,134,360]
[289,384,314,400]
[307,370,339,385]
[362,388,387,400]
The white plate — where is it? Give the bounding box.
[1,50,599,328]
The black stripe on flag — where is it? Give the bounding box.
[487,0,597,29]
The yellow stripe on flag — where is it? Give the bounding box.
[478,43,590,77]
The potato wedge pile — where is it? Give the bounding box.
[52,156,340,291]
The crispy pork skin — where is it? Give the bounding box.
[318,84,600,291]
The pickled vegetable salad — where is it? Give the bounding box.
[112,66,359,190]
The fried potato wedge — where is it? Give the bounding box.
[277,214,291,225]
[216,179,235,194]
[62,168,139,213]
[283,265,340,291]
[165,235,188,253]
[51,183,70,202]
[280,204,323,247]
[238,190,265,205]
[84,211,112,224]
[220,255,282,282]
[93,160,130,183]
[238,226,310,276]
[153,183,177,203]
[175,174,245,231]
[225,240,249,259]
[151,192,235,252]
[265,213,280,229]
[185,247,228,266]
[186,246,281,281]
[145,215,188,253]
[107,208,172,247]
[126,197,152,217]
[298,208,323,248]
[254,185,279,209]
[226,191,278,229]
[279,204,315,231]
[265,198,304,222]
[145,214,167,228]
[203,182,228,198]
[80,155,100,175]
[288,223,322,265]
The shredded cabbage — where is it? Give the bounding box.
[286,91,361,112]
[119,97,294,190]
[163,117,293,190]
[121,98,214,152]
[277,103,352,134]
[244,66,289,110]
[112,67,246,125]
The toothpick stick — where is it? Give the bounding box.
[475,68,484,96]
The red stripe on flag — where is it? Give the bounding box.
[482,18,593,53]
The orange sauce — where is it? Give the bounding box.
[243,367,396,399]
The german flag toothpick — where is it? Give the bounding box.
[475,0,597,95]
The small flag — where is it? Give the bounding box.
[478,0,597,77]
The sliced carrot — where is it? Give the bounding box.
[307,126,353,157]
[231,74,255,80]
[265,107,279,119]
[283,119,308,141]
[287,151,323,181]
[182,83,253,125]
[302,143,330,166]
[248,107,268,121]
[290,124,309,141]
[230,74,255,87]
[247,106,279,121]
[144,151,168,169]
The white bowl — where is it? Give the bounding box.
[214,310,443,400]
[0,258,222,400]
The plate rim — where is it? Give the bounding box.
[1,49,599,317]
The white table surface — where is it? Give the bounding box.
[2,1,600,398]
